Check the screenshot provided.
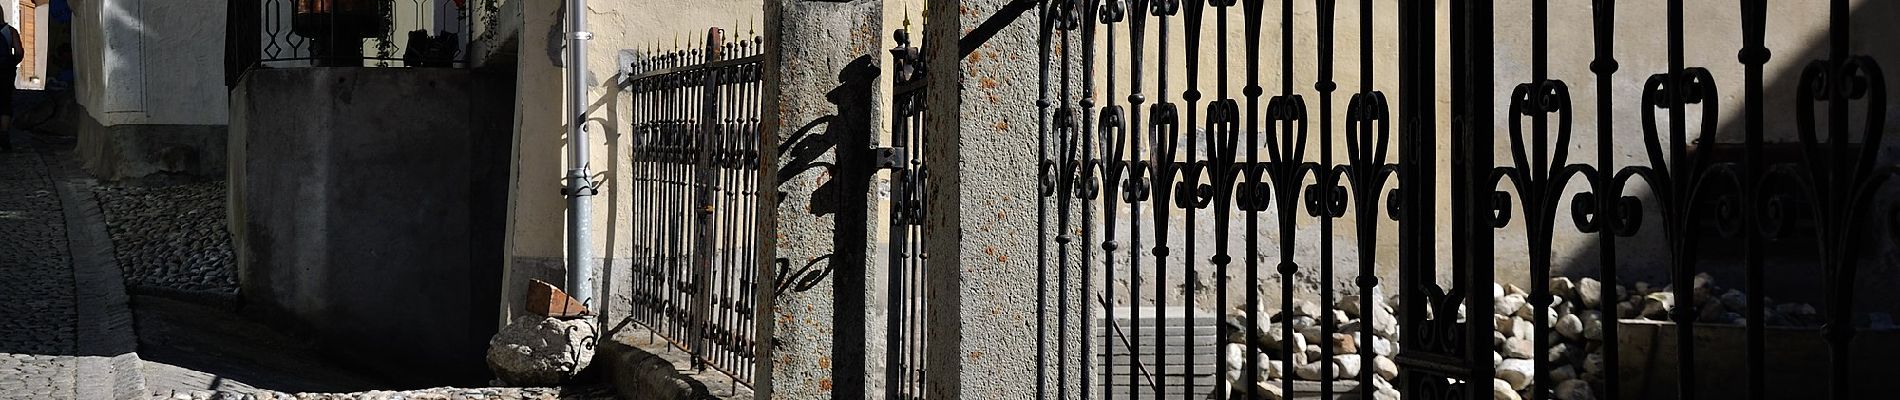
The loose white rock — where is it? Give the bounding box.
[1551,277,1577,301]
[1374,355,1398,381]
[1295,361,1325,380]
[1642,293,1675,320]
[485,316,598,386]
[1555,313,1584,340]
[1293,299,1322,318]
[1555,379,1596,400]
[1496,358,1535,390]
[1578,277,1603,307]
[1497,294,1527,317]
[1333,354,1362,380]
[1493,378,1522,400]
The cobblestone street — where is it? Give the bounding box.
[0,144,79,399]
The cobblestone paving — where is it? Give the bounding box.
[0,148,78,399]
[96,182,237,295]
[154,385,617,400]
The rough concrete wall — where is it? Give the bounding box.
[758,1,886,397]
[230,68,495,386]
[71,0,226,126]
[921,0,1050,397]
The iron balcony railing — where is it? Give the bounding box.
[228,0,474,82]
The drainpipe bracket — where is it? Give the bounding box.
[561,185,600,197]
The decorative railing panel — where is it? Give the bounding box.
[230,0,474,72]
[626,27,766,387]
[1017,0,1896,399]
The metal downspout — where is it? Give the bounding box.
[564,0,596,313]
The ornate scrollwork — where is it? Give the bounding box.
[1150,0,1180,16]
[1790,53,1890,387]
[1100,0,1128,23]
[1052,0,1083,31]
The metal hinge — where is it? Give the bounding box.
[874,147,907,170]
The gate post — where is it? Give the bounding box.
[758,0,886,398]
[921,0,1049,397]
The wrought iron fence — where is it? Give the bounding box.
[626,27,767,387]
[1020,0,1896,399]
[229,0,474,74]
[881,26,931,400]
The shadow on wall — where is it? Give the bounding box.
[774,55,880,397]
[1519,1,1900,397]
[1540,0,1900,316]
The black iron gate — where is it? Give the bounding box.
[626,27,767,387]
[883,25,933,400]
[1022,0,1895,399]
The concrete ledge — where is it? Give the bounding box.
[601,324,752,400]
[74,107,226,181]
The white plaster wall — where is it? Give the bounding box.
[71,0,227,126]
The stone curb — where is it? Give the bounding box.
[49,149,149,400]
[601,324,751,400]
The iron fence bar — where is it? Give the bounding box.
[1458,0,1500,397]
[1177,1,1206,398]
[1736,0,1767,398]
[1144,3,1179,399]
[1804,0,1890,397]
[1098,0,1124,396]
[1314,0,1341,397]
[1079,2,1100,399]
[1393,0,1440,394]
[1036,0,1054,396]
[1053,2,1078,397]
[1208,1,1232,399]
[1584,1,1621,399]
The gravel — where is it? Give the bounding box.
[94,181,237,295]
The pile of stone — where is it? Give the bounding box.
[1218,287,1404,400]
[94,182,236,295]
[1488,278,1606,400]
[1216,277,1613,400]
[1612,273,1828,327]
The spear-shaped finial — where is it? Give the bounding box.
[904,3,913,32]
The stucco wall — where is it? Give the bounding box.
[71,0,227,127]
